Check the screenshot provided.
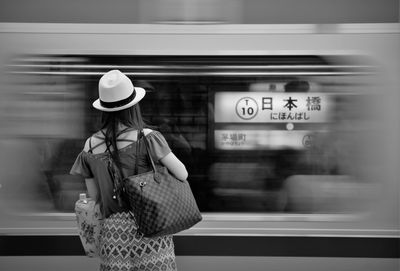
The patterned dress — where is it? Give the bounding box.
[71,130,177,271]
[100,212,176,271]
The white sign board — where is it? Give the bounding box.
[214,92,333,123]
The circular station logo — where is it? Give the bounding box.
[235,97,259,120]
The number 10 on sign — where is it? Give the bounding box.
[235,97,259,120]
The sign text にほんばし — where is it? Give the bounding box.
[214,92,333,123]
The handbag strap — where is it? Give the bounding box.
[134,129,160,183]
[134,108,160,184]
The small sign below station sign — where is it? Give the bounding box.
[215,130,313,150]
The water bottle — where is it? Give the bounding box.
[79,193,88,203]
[75,192,102,257]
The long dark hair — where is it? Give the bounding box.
[100,104,146,172]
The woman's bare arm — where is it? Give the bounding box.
[159,152,188,181]
[85,178,99,200]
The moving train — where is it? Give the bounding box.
[0,22,399,270]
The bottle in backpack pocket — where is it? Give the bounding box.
[75,193,103,257]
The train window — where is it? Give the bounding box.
[1,55,378,216]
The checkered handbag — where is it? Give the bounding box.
[122,131,202,237]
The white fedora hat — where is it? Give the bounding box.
[93,70,146,112]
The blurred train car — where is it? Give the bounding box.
[0,22,399,271]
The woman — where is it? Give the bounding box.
[70,70,187,271]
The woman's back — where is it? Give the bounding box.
[72,128,172,218]
[84,127,149,154]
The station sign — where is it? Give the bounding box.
[214,92,333,123]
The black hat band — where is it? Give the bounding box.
[100,91,136,109]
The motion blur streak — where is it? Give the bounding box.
[0,22,398,271]
[0,53,391,217]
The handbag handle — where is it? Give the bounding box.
[135,130,162,184]
[134,108,161,184]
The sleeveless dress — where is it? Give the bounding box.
[70,130,177,271]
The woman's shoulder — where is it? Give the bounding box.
[144,128,164,137]
[143,128,166,139]
[143,128,153,136]
[83,137,92,152]
[82,131,105,152]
